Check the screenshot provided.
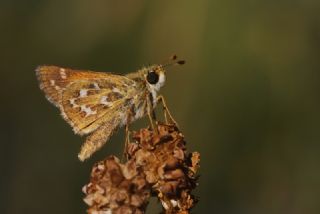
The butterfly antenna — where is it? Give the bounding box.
[161,55,186,68]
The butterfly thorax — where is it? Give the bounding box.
[125,65,166,123]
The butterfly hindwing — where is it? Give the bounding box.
[78,117,120,161]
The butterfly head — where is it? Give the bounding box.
[143,55,185,92]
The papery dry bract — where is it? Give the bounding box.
[83,156,151,214]
[130,124,199,213]
[83,123,200,214]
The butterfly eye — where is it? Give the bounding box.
[146,71,159,84]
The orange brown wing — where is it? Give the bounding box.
[36,65,137,135]
[36,65,123,107]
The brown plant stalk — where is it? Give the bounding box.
[83,123,200,214]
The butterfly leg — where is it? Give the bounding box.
[123,109,133,160]
[147,96,156,131]
[157,95,178,126]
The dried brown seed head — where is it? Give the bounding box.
[83,123,200,214]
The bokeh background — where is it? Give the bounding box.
[1,0,320,213]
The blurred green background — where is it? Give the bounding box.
[1,0,320,213]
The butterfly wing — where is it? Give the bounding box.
[37,65,146,161]
[37,65,137,134]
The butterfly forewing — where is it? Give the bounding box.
[37,66,137,135]
[36,66,116,106]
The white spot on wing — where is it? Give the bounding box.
[79,89,88,98]
[80,105,96,117]
[50,80,55,86]
[93,83,100,90]
[112,87,121,93]
[60,68,67,79]
[69,98,79,108]
[100,96,112,106]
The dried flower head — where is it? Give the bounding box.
[83,156,150,214]
[83,123,200,214]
